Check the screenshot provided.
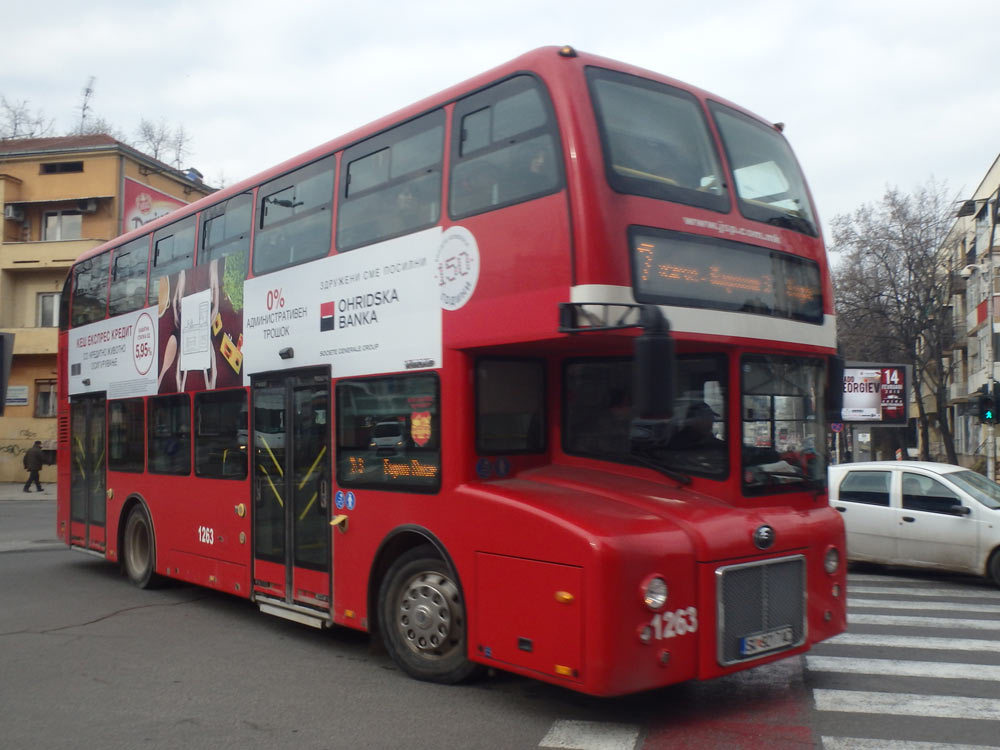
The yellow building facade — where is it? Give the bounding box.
[0,135,214,483]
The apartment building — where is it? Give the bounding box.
[0,135,214,483]
[937,153,1000,472]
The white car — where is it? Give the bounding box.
[369,420,406,453]
[828,461,1000,586]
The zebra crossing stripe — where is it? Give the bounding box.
[814,689,1000,721]
[848,613,1000,630]
[848,585,1000,600]
[538,720,639,750]
[848,598,1000,614]
[826,632,1000,653]
[807,655,1000,681]
[823,736,1000,750]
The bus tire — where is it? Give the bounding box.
[988,549,1000,588]
[378,546,479,684]
[123,504,158,589]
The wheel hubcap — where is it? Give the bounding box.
[396,571,462,658]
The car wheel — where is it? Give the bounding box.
[988,549,1000,588]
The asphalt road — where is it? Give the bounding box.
[3,488,999,749]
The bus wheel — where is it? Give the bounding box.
[379,546,479,684]
[123,505,158,589]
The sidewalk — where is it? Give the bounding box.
[0,483,60,552]
[0,482,56,502]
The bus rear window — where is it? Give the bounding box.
[587,67,727,213]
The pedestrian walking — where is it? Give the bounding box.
[23,441,46,492]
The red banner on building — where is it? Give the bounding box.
[122,178,187,234]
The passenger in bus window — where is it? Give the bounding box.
[510,140,556,197]
[671,402,724,449]
[392,183,425,234]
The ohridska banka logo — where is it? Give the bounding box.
[320,301,336,331]
[319,289,400,332]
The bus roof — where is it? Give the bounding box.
[73,45,780,267]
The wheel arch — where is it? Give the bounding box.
[367,525,461,637]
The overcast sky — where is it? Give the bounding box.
[3,0,998,240]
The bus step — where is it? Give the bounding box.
[256,596,332,629]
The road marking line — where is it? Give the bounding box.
[825,633,1000,653]
[807,655,1000,681]
[849,585,1000,600]
[814,689,1000,721]
[823,736,1000,750]
[849,614,1000,630]
[849,598,1000,614]
[538,720,639,750]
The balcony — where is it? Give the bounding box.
[1,327,58,355]
[0,239,101,270]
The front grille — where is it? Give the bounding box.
[716,555,806,665]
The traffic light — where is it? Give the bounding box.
[979,384,996,424]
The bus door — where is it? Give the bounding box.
[69,394,106,552]
[251,368,332,617]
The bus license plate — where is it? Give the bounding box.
[739,626,794,656]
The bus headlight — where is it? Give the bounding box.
[824,546,841,575]
[641,575,668,611]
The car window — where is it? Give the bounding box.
[948,469,1000,509]
[838,470,891,506]
[901,472,964,515]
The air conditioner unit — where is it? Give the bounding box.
[4,205,24,222]
[78,198,98,213]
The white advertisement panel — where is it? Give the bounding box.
[243,229,442,379]
[842,368,882,421]
[68,307,158,398]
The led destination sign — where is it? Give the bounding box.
[631,228,823,323]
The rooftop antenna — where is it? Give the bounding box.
[79,76,95,134]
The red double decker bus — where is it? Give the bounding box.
[57,46,846,696]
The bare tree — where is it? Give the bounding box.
[0,96,54,139]
[169,123,191,169]
[831,180,959,462]
[135,117,173,161]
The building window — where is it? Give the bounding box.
[43,210,82,241]
[37,293,60,327]
[40,161,83,174]
[34,380,57,418]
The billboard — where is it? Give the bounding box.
[842,364,908,425]
[121,178,187,234]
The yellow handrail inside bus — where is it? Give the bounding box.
[259,436,283,478]
[297,446,327,490]
[259,465,284,508]
[612,164,679,186]
[297,491,319,522]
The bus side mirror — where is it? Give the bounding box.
[633,306,675,420]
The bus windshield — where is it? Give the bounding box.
[710,102,817,236]
[741,355,828,493]
[587,67,728,213]
[565,355,729,478]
